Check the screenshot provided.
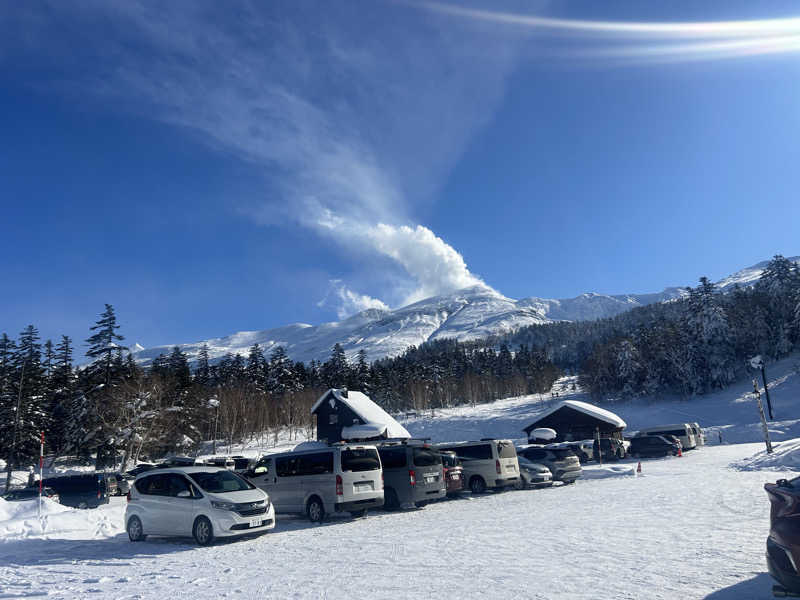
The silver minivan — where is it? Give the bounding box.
[435,439,519,494]
[246,444,384,522]
[377,441,446,509]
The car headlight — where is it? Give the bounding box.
[211,500,237,511]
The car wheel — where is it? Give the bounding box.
[469,476,487,494]
[193,516,214,546]
[127,516,146,542]
[514,478,525,490]
[414,501,428,508]
[384,488,400,511]
[306,496,325,523]
[349,509,368,518]
[78,501,88,509]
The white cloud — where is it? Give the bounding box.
[317,280,390,320]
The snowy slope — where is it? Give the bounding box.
[131,257,799,366]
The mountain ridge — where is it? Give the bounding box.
[131,256,799,367]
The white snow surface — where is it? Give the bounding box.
[130,257,798,365]
[526,399,627,430]
[732,438,800,472]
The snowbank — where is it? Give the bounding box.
[580,465,637,480]
[731,438,800,472]
[0,498,125,542]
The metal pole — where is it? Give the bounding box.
[753,379,773,454]
[761,365,774,420]
[38,431,44,518]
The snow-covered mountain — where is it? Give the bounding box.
[131,256,798,366]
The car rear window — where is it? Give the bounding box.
[447,444,492,461]
[497,442,517,459]
[549,449,575,459]
[342,448,381,472]
[378,448,407,469]
[189,470,254,493]
[413,448,441,467]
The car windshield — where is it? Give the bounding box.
[188,470,254,493]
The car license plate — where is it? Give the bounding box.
[424,474,436,483]
[249,518,262,528]
[355,482,373,492]
[450,472,460,479]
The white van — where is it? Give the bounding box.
[435,439,519,494]
[246,444,384,522]
[690,422,705,446]
[636,424,697,450]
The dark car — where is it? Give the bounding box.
[439,450,464,495]
[3,486,60,503]
[765,477,800,594]
[40,474,110,509]
[593,438,627,462]
[230,456,253,473]
[125,463,156,478]
[628,435,680,458]
[377,441,446,509]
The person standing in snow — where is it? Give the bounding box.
[27,466,35,487]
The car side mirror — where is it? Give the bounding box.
[254,466,267,475]
[177,490,192,498]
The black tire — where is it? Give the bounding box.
[127,516,146,542]
[349,509,368,518]
[306,496,325,523]
[193,516,214,546]
[469,476,487,495]
[514,478,525,491]
[384,488,400,511]
[414,501,428,508]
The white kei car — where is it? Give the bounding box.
[125,466,275,545]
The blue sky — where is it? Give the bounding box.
[2,0,800,354]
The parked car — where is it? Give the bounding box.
[765,477,800,594]
[690,422,705,446]
[515,457,553,489]
[515,444,582,484]
[377,441,446,509]
[594,438,626,461]
[636,424,697,450]
[111,473,130,496]
[125,463,156,478]
[566,440,594,463]
[230,456,253,473]
[126,466,275,545]
[40,474,110,508]
[105,473,120,497]
[205,456,235,470]
[2,486,60,503]
[246,443,384,521]
[439,450,465,495]
[628,435,680,458]
[435,439,519,494]
[159,456,198,467]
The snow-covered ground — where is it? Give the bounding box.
[0,445,784,599]
[3,358,800,599]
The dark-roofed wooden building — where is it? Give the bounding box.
[312,388,411,444]
[523,400,626,442]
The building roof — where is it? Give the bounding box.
[523,400,626,433]
[312,389,411,439]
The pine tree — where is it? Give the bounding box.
[7,326,48,468]
[167,346,192,389]
[0,334,17,466]
[322,343,349,388]
[247,344,266,390]
[85,304,126,386]
[194,344,211,386]
[50,336,76,454]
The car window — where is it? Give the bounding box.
[146,474,171,496]
[341,448,381,472]
[298,452,334,475]
[522,448,547,460]
[189,470,254,492]
[254,456,271,472]
[168,474,194,497]
[497,442,517,459]
[378,447,407,469]
[276,456,300,477]
[450,444,492,461]
[413,448,441,467]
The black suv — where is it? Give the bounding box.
[40,474,110,508]
[629,435,680,458]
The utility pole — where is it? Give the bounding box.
[753,379,774,454]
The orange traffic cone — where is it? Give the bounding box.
[636,461,641,474]
[677,446,683,457]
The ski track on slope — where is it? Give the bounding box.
[0,445,785,600]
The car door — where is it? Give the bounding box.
[137,473,171,534]
[275,455,305,513]
[163,474,196,535]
